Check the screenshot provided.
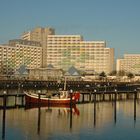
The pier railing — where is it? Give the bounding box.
[0,88,139,108]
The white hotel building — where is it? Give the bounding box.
[0,40,42,74]
[47,35,114,74]
[0,27,115,80]
[21,27,114,74]
[117,54,140,74]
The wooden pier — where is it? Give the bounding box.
[0,88,139,138]
[0,93,25,109]
[1,80,140,140]
[79,90,139,103]
[0,88,139,109]
[0,79,140,90]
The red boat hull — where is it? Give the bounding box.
[25,93,76,106]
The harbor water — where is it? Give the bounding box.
[0,93,140,140]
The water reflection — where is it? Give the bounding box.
[2,108,6,140]
[37,106,41,135]
[0,104,80,140]
[94,94,96,127]
[0,98,140,140]
[2,95,6,140]
[114,93,117,124]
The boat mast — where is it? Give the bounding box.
[64,76,67,90]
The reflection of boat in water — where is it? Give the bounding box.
[24,90,80,106]
[25,104,80,116]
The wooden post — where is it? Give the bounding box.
[134,89,137,122]
[121,93,123,100]
[38,90,41,107]
[3,91,7,108]
[89,92,91,102]
[127,93,129,99]
[34,85,37,94]
[18,82,20,94]
[103,93,105,101]
[38,94,41,106]
[70,89,73,129]
[15,95,17,106]
[99,94,102,101]
[109,94,111,101]
[114,89,117,124]
[2,91,7,139]
[21,96,24,106]
[82,94,85,103]
[37,105,41,135]
[94,89,96,102]
[94,89,96,127]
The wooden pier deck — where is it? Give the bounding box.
[0,87,139,109]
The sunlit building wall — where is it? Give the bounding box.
[47,35,114,74]
[21,27,55,67]
[0,40,42,74]
[117,54,140,74]
[21,27,114,74]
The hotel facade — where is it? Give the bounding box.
[117,54,140,74]
[21,27,114,74]
[47,35,114,74]
[0,39,42,75]
[0,27,114,76]
[21,27,55,67]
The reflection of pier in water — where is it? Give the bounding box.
[0,101,80,139]
[92,91,138,127]
[0,99,139,139]
[0,88,139,139]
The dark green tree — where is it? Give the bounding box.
[109,70,117,76]
[117,70,126,76]
[127,72,134,79]
[99,71,106,81]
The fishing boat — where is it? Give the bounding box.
[25,77,80,106]
[24,90,80,106]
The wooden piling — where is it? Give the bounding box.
[134,90,137,121]
[37,106,41,134]
[103,93,105,101]
[89,93,91,102]
[94,92,96,127]
[21,96,24,105]
[114,91,117,124]
[82,94,85,102]
[38,94,41,107]
[15,96,17,106]
[70,90,73,129]
[2,92,7,139]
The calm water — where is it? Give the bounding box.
[0,97,140,140]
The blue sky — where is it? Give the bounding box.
[0,0,140,58]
